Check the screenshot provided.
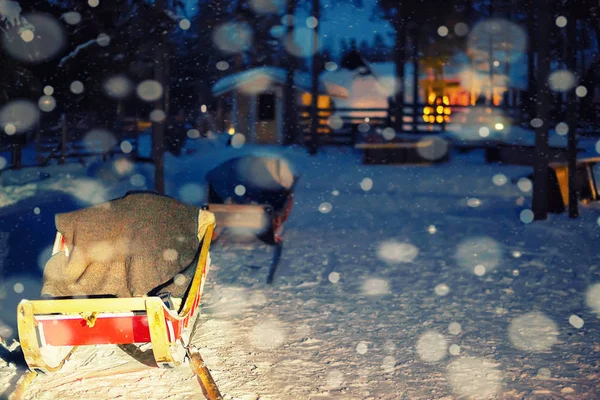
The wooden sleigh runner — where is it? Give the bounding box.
[15,193,222,399]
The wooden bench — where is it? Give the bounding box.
[355,139,450,165]
[484,143,584,165]
[550,157,600,208]
[518,157,600,214]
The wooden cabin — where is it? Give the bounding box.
[212,67,348,144]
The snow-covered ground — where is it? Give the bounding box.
[1,137,600,399]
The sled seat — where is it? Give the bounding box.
[17,210,216,374]
[206,194,293,284]
[207,203,275,241]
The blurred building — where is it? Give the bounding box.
[212,67,348,144]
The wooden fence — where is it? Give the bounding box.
[298,104,528,147]
[0,112,145,174]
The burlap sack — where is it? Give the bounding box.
[41,192,201,299]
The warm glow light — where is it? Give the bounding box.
[443,96,450,105]
[444,108,451,115]
[436,106,444,114]
[423,115,430,122]
[428,93,436,103]
[228,127,235,135]
[436,115,444,123]
[424,107,431,115]
[495,123,504,130]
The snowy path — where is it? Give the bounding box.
[189,150,600,399]
[2,147,600,399]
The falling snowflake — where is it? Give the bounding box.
[416,331,447,362]
[447,357,503,398]
[318,202,332,214]
[508,311,558,352]
[360,178,373,191]
[376,241,418,264]
[356,341,368,355]
[448,322,462,336]
[328,272,340,284]
[361,278,390,296]
[137,80,163,102]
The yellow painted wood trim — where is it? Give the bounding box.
[27,298,148,315]
[17,301,75,373]
[18,301,44,370]
[181,212,215,317]
[145,297,174,367]
[197,210,216,242]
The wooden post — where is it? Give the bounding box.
[393,7,406,133]
[283,0,298,145]
[532,0,551,220]
[35,121,42,165]
[526,0,536,121]
[217,97,225,133]
[11,134,23,169]
[487,1,494,106]
[411,27,420,134]
[60,113,67,165]
[133,107,140,159]
[308,0,320,155]
[249,94,257,143]
[566,2,579,218]
[351,123,358,146]
[152,0,167,194]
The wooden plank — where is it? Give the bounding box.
[38,315,151,346]
[355,141,434,149]
[209,204,269,229]
[181,217,215,317]
[28,298,148,315]
[207,204,269,214]
[213,213,267,229]
[18,301,76,372]
[550,156,600,167]
[145,297,174,367]
[17,301,46,370]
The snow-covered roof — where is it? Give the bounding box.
[212,67,349,98]
[322,59,527,94]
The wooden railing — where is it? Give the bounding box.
[0,112,145,174]
[298,105,453,146]
[296,102,587,147]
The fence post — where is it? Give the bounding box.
[11,138,22,169]
[35,121,42,165]
[60,113,67,164]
